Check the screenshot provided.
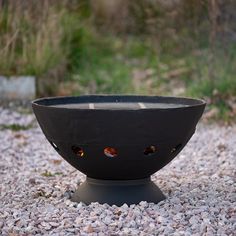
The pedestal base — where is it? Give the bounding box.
[71,177,166,206]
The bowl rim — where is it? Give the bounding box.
[32,94,206,111]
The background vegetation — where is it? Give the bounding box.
[0,0,236,121]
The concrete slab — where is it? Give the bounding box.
[0,76,36,99]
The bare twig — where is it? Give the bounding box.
[0,29,19,54]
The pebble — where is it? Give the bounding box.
[76,202,84,210]
[103,216,112,225]
[0,107,236,235]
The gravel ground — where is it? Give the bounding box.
[0,106,235,236]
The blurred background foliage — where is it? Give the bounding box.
[0,0,236,121]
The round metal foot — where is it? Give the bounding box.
[71,177,166,206]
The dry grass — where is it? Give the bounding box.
[0,0,69,76]
[1,0,236,115]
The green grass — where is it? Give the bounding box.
[41,170,63,177]
[1,1,235,122]
[187,46,236,98]
[68,30,236,122]
[71,34,158,95]
[0,124,33,131]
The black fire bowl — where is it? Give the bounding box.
[32,95,205,206]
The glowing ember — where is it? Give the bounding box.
[171,144,182,153]
[144,145,157,155]
[72,146,84,157]
[104,147,118,157]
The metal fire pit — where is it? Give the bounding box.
[32,95,205,206]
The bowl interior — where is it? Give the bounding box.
[33,95,205,110]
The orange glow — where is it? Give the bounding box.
[72,146,84,157]
[104,147,118,157]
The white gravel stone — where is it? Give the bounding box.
[0,106,236,235]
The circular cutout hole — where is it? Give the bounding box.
[72,146,84,157]
[104,147,118,157]
[144,145,157,155]
[171,144,182,153]
[50,141,59,151]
